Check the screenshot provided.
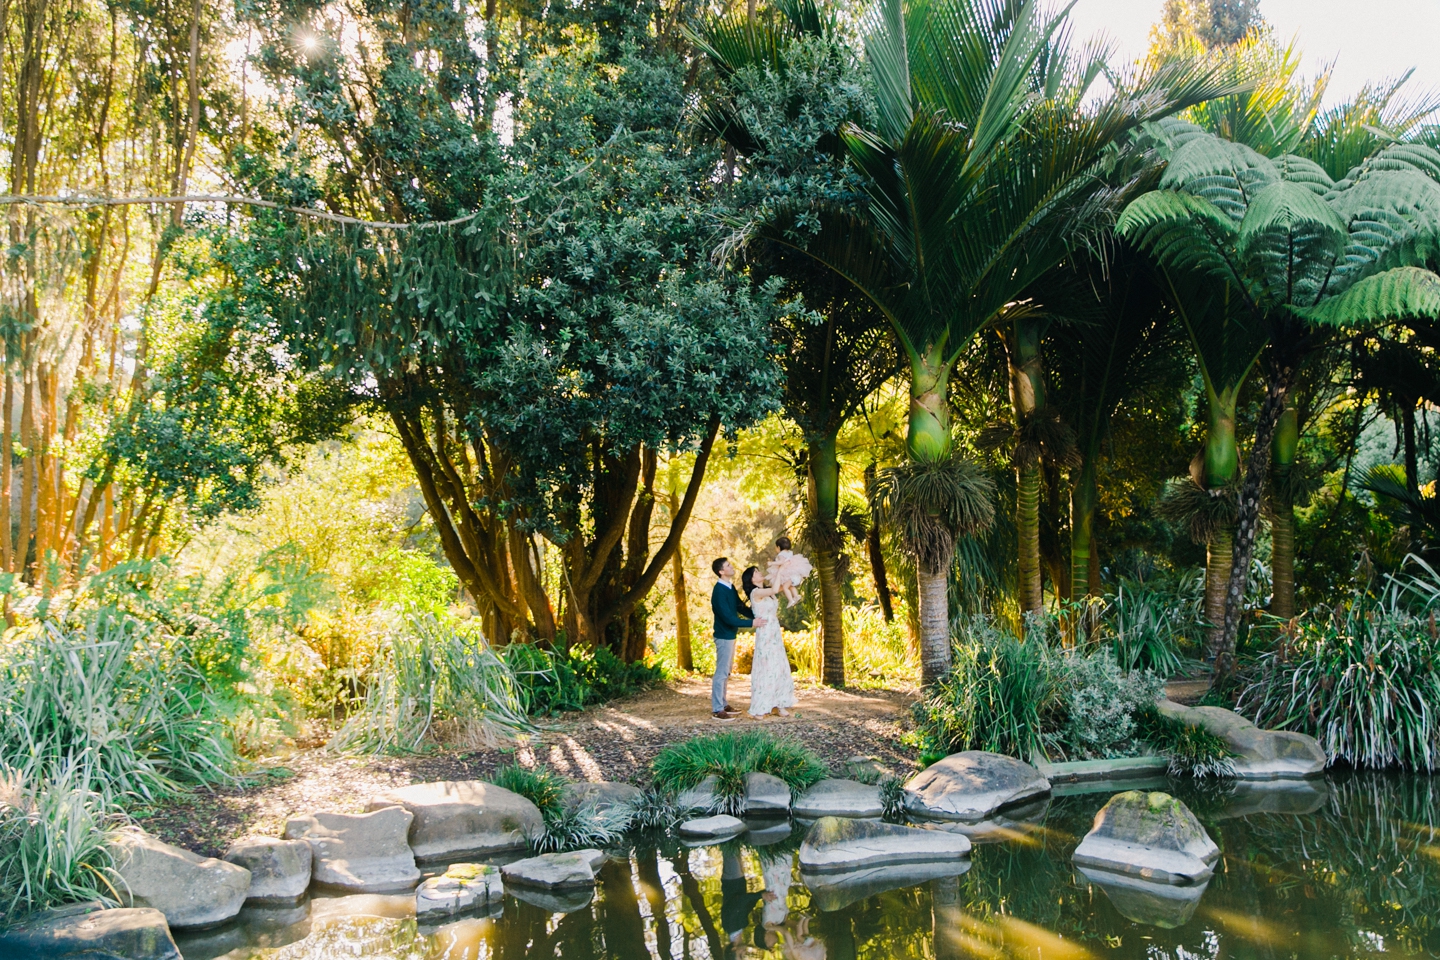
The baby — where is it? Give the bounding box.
[768,536,813,606]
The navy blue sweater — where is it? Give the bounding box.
[711,581,753,640]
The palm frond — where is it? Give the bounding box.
[872,453,997,572]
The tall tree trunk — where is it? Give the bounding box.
[1219,366,1293,678]
[1205,528,1233,656]
[864,461,894,621]
[669,518,692,671]
[1016,462,1043,615]
[1008,320,1047,621]
[1268,400,1298,620]
[909,343,955,686]
[1202,388,1240,664]
[809,431,844,686]
[1070,457,1097,599]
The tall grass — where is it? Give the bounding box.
[0,766,121,920]
[1103,582,1187,676]
[490,764,631,852]
[650,730,829,813]
[329,616,531,753]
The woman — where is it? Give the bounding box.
[741,566,798,718]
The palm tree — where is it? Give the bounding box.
[1119,128,1440,676]
[752,0,1226,684]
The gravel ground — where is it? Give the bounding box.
[139,674,920,857]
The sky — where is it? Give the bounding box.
[1065,0,1440,106]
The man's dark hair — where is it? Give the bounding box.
[776,536,792,551]
[712,557,728,576]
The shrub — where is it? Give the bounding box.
[491,764,567,817]
[504,643,665,717]
[1103,582,1186,676]
[0,766,120,920]
[1055,651,1164,760]
[1135,708,1236,778]
[329,616,531,754]
[650,730,829,813]
[910,618,1057,761]
[490,764,633,852]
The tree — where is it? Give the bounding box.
[691,0,899,685]
[1119,127,1440,676]
[1154,0,1263,52]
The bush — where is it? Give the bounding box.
[329,616,531,754]
[650,730,829,814]
[1239,572,1440,771]
[1056,651,1164,760]
[490,764,632,852]
[504,643,665,717]
[0,767,120,920]
[1102,581,1187,676]
[1135,708,1236,777]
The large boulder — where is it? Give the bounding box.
[904,752,1051,822]
[744,772,791,815]
[223,836,312,901]
[793,779,883,819]
[1157,699,1326,779]
[414,863,505,920]
[1071,791,1219,884]
[366,780,542,860]
[109,831,251,929]
[501,849,607,890]
[799,817,971,873]
[562,781,643,816]
[0,903,180,960]
[284,806,421,893]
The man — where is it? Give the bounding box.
[710,557,766,721]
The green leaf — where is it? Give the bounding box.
[1295,266,1440,327]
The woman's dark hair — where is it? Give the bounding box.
[740,566,759,605]
[776,536,792,551]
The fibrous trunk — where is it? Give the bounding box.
[917,564,951,687]
[1017,462,1043,617]
[908,345,955,686]
[1202,389,1240,666]
[809,433,845,686]
[816,548,845,686]
[1008,320,1047,621]
[1205,527,1233,655]
[1070,459,1097,599]
[1268,402,1297,621]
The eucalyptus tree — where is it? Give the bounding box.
[1119,128,1440,676]
[753,0,1225,682]
[224,0,781,656]
[691,0,900,685]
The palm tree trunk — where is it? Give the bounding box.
[918,564,950,686]
[1017,462,1043,615]
[1268,401,1297,621]
[1070,458,1097,599]
[908,344,955,685]
[809,433,846,686]
[816,547,845,686]
[864,461,894,621]
[1205,527,1233,655]
[1202,388,1240,667]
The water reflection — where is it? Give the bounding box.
[179,772,1440,960]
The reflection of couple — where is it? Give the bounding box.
[710,552,802,722]
[721,850,824,960]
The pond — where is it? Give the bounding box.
[176,773,1440,960]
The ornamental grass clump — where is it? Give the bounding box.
[650,730,829,814]
[1135,708,1236,778]
[1239,575,1440,771]
[490,764,633,852]
[0,765,121,920]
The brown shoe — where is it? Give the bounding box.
[712,711,737,721]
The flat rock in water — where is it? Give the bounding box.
[501,849,606,890]
[744,772,791,814]
[675,775,721,814]
[802,860,971,913]
[284,806,420,893]
[903,752,1051,822]
[109,831,251,929]
[1071,791,1219,884]
[1215,779,1330,820]
[678,814,747,839]
[793,779,883,819]
[0,903,180,960]
[799,817,970,873]
[1077,866,1209,928]
[415,863,504,919]
[223,836,312,901]
[1157,700,1326,779]
[562,781,644,815]
[367,780,542,860]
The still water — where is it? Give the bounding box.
[177,773,1440,960]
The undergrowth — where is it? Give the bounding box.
[1136,709,1236,778]
[650,730,829,814]
[0,766,121,920]
[503,643,665,716]
[491,764,635,852]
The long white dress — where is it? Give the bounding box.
[748,595,797,716]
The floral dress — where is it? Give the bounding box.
[748,595,797,716]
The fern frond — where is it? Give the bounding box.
[1295,266,1440,326]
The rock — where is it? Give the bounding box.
[366,780,542,860]
[918,797,1051,842]
[744,772,791,814]
[1077,866,1209,928]
[501,849,606,890]
[1215,779,1330,820]
[678,814,747,839]
[1071,791,1219,884]
[799,817,971,873]
[223,836,312,901]
[284,806,420,893]
[1156,699,1326,779]
[801,861,971,913]
[745,820,795,846]
[903,752,1051,822]
[508,885,595,913]
[1035,756,1169,786]
[0,903,181,960]
[109,831,251,929]
[562,781,644,816]
[414,863,504,919]
[675,775,722,813]
[793,779,883,819]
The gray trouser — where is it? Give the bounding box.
[712,636,735,713]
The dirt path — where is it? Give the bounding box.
[141,676,918,857]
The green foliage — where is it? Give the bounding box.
[490,764,632,852]
[1059,653,1167,759]
[627,789,681,831]
[503,643,665,717]
[1102,581,1190,675]
[490,764,567,819]
[878,776,907,824]
[650,730,829,813]
[1136,708,1237,777]
[329,617,531,754]
[1239,568,1440,770]
[0,768,120,920]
